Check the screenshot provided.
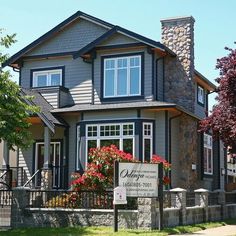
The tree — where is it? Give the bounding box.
[0,29,38,150]
[199,46,236,153]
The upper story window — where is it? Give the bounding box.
[103,55,141,98]
[197,85,205,105]
[32,68,63,88]
[204,133,213,175]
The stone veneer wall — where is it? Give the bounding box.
[161,16,195,112]
[177,114,200,189]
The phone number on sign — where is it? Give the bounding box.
[122,182,152,188]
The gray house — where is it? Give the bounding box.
[3,11,225,190]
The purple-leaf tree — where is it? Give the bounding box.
[199,46,236,153]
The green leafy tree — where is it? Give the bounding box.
[0,29,39,150]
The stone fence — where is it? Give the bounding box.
[9,187,236,229]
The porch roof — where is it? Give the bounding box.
[21,88,68,132]
[51,101,201,120]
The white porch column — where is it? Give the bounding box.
[41,126,52,189]
[2,140,10,169]
[43,126,51,169]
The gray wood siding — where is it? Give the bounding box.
[156,56,164,101]
[194,84,207,119]
[155,111,166,158]
[93,48,153,104]
[26,19,107,56]
[41,92,58,108]
[59,90,69,108]
[63,115,80,181]
[99,33,138,46]
[21,57,92,105]
[83,110,137,121]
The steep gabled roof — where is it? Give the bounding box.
[21,88,67,133]
[3,11,174,68]
[73,25,174,59]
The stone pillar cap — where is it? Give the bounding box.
[194,188,209,193]
[170,187,187,192]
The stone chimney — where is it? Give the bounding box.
[161,16,195,112]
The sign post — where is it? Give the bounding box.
[158,163,163,230]
[113,161,119,232]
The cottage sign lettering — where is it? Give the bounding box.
[118,163,158,197]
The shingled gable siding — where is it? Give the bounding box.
[93,47,153,104]
[98,33,139,46]
[21,57,92,105]
[25,19,107,56]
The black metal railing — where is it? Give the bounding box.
[186,192,195,207]
[208,192,219,206]
[27,189,138,210]
[23,169,42,188]
[226,192,236,204]
[28,190,113,209]
[0,190,12,206]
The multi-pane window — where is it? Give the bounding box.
[143,123,153,162]
[197,85,204,105]
[86,123,135,165]
[104,55,141,98]
[33,69,62,87]
[204,133,213,174]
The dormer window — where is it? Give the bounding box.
[102,54,143,100]
[197,84,204,105]
[32,67,64,88]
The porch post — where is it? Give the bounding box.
[41,126,52,189]
[2,140,10,169]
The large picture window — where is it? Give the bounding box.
[103,55,141,98]
[32,68,62,87]
[204,133,213,175]
[86,123,135,165]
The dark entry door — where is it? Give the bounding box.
[35,142,61,188]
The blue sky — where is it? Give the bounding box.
[1,0,235,109]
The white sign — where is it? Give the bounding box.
[113,186,127,205]
[118,163,158,197]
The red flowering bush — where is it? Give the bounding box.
[71,145,135,191]
[70,146,171,191]
[151,154,171,185]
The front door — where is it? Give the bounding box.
[35,142,61,188]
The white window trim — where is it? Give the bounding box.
[84,123,135,168]
[103,55,141,98]
[204,133,213,175]
[197,85,204,105]
[142,122,153,162]
[33,69,62,87]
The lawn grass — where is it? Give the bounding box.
[0,219,234,236]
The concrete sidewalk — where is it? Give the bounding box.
[171,225,236,236]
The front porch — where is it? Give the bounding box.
[1,120,69,190]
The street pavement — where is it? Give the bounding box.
[171,225,236,236]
